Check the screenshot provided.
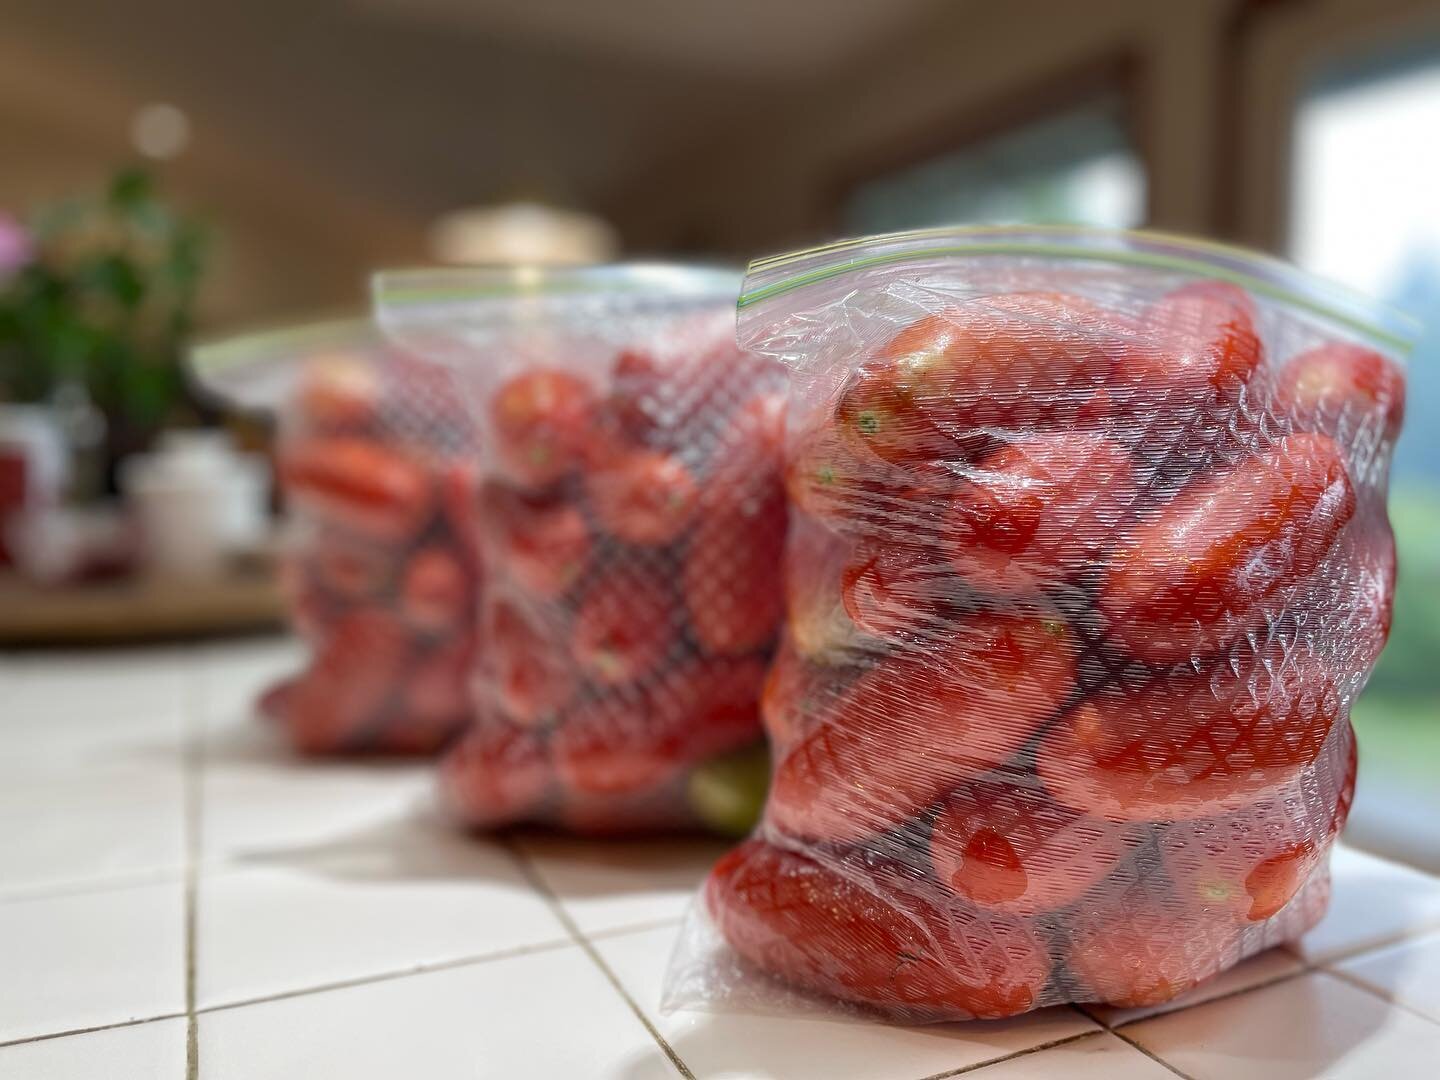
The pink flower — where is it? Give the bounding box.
[0,213,34,278]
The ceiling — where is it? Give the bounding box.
[1,0,945,225]
[353,0,941,79]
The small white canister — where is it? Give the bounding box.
[121,430,270,579]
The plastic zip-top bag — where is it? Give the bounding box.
[374,266,783,835]
[663,227,1413,1021]
[191,319,480,754]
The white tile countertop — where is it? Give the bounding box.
[4,638,1440,1079]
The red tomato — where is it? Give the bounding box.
[282,608,413,753]
[784,422,873,526]
[1334,723,1359,837]
[278,554,334,639]
[586,450,699,545]
[605,348,667,443]
[1099,433,1355,664]
[785,421,951,533]
[256,678,296,723]
[1036,643,1341,821]
[942,433,1139,597]
[734,392,787,460]
[482,484,591,598]
[766,611,1078,843]
[649,656,767,764]
[491,369,596,489]
[783,423,858,524]
[1109,284,1268,486]
[311,530,394,601]
[553,657,763,800]
[871,293,1124,437]
[481,598,576,726]
[401,636,474,735]
[1066,907,1238,1008]
[1114,285,1264,414]
[1294,518,1396,674]
[1162,826,1320,925]
[603,332,773,453]
[759,640,843,750]
[439,462,481,565]
[785,523,864,663]
[400,546,470,634]
[281,437,434,542]
[570,573,675,686]
[389,357,481,453]
[930,775,1141,916]
[683,477,787,656]
[551,692,677,797]
[839,541,952,636]
[706,840,1052,1020]
[1167,280,1259,325]
[1158,727,1356,921]
[296,354,381,433]
[704,392,786,493]
[556,788,686,835]
[439,723,552,828]
[1352,523,1397,672]
[834,362,967,468]
[1276,343,1405,444]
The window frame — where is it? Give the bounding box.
[1236,0,1440,872]
[822,50,1150,236]
[1226,0,1440,253]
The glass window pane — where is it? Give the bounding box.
[1292,49,1440,865]
[843,99,1145,234]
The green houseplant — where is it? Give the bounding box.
[0,169,208,491]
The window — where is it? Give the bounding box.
[1292,48,1440,860]
[843,98,1145,234]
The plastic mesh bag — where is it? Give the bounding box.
[192,320,480,754]
[664,227,1411,1021]
[375,266,783,834]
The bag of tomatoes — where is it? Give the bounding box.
[192,320,481,755]
[374,266,784,834]
[663,228,1411,1021]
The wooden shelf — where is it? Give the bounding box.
[0,564,286,645]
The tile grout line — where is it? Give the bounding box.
[182,649,203,1080]
[0,866,187,908]
[1077,944,1388,1036]
[587,915,687,943]
[915,1026,1104,1079]
[1109,1026,1197,1080]
[0,1012,188,1051]
[1296,916,1440,968]
[502,838,698,1080]
[188,906,680,1017]
[1319,966,1440,1030]
[1095,931,1439,1036]
[194,935,581,1016]
[1085,936,1440,1054]
[1109,964,1316,1030]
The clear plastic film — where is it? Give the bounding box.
[663,227,1413,1021]
[374,265,782,835]
[191,319,480,754]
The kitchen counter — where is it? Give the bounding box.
[2,638,1440,1079]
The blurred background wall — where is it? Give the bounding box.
[8,0,1436,317]
[0,23,419,322]
[5,1,1433,285]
